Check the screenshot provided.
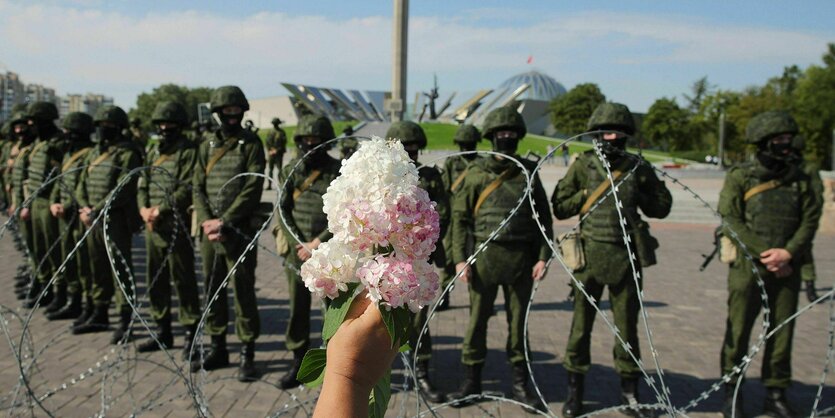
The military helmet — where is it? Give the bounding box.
[11,103,28,114]
[454,124,481,144]
[151,101,188,125]
[386,121,427,149]
[27,101,59,122]
[9,111,30,126]
[587,102,635,135]
[745,110,798,144]
[294,115,335,140]
[482,106,526,139]
[62,112,94,134]
[94,105,129,129]
[211,85,249,112]
[271,117,282,125]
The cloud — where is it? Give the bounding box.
[0,1,831,111]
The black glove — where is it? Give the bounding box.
[806,282,819,303]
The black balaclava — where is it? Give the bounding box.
[156,123,182,149]
[33,119,58,141]
[14,123,36,144]
[219,110,243,136]
[298,137,328,166]
[458,142,477,159]
[756,136,799,174]
[492,137,518,155]
[94,125,120,146]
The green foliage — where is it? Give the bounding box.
[642,97,693,151]
[321,283,360,341]
[379,307,411,349]
[296,348,327,388]
[793,49,835,169]
[368,369,392,418]
[548,83,606,136]
[129,84,212,131]
[683,76,714,114]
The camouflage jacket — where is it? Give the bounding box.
[138,135,197,217]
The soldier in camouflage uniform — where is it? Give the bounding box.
[552,103,672,418]
[275,114,341,389]
[339,126,358,160]
[264,117,287,189]
[191,86,265,382]
[8,111,38,301]
[438,124,481,311]
[449,106,552,410]
[0,122,10,211]
[23,102,67,311]
[718,111,822,418]
[46,112,95,322]
[136,101,201,356]
[385,121,450,403]
[72,105,143,344]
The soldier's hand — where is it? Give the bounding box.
[148,206,161,223]
[532,260,547,281]
[296,238,321,261]
[760,248,792,271]
[806,282,819,303]
[455,262,471,284]
[79,207,93,227]
[7,204,15,217]
[202,219,223,236]
[19,207,30,221]
[50,203,64,218]
[139,207,153,223]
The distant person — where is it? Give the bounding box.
[264,117,287,189]
[561,143,570,166]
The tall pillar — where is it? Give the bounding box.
[391,0,408,122]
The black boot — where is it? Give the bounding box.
[47,291,82,320]
[763,387,796,418]
[722,383,746,418]
[620,377,650,418]
[72,298,95,328]
[15,284,29,300]
[450,364,482,407]
[562,372,585,418]
[110,309,133,345]
[416,360,445,403]
[23,281,49,308]
[137,318,173,353]
[511,363,546,413]
[190,335,229,372]
[278,349,307,389]
[72,304,110,334]
[238,342,258,382]
[44,283,67,314]
[182,324,198,361]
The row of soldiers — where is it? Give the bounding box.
[0,89,822,418]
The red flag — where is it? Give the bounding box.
[527,55,533,64]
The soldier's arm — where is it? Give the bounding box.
[137,153,151,209]
[441,159,453,193]
[278,164,304,241]
[74,155,90,208]
[219,139,265,227]
[637,164,672,219]
[159,146,196,215]
[532,172,554,261]
[783,173,824,257]
[192,142,213,221]
[428,168,450,239]
[718,168,770,255]
[451,171,479,263]
[551,158,585,220]
[94,148,142,212]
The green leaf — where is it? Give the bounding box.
[296,348,327,387]
[321,283,360,341]
[392,307,412,350]
[398,343,412,353]
[380,308,397,348]
[368,368,392,418]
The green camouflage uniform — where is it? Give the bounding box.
[265,127,287,180]
[49,117,94,301]
[452,155,553,365]
[552,151,672,377]
[10,133,36,271]
[193,128,265,343]
[26,129,65,286]
[718,159,821,388]
[798,162,823,284]
[76,135,143,310]
[139,133,201,328]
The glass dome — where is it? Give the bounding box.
[497,70,567,102]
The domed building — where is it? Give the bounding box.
[497,70,567,102]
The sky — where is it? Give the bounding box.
[1,0,833,113]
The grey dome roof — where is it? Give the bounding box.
[497,70,567,102]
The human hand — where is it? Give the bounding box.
[139,207,153,223]
[774,264,793,279]
[148,206,161,223]
[760,248,792,271]
[532,260,547,281]
[296,238,321,261]
[79,207,93,227]
[202,219,224,240]
[455,262,472,284]
[50,203,64,218]
[19,207,30,221]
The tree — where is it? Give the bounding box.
[793,45,835,169]
[641,97,693,151]
[548,83,606,136]
[129,84,213,131]
[683,76,713,114]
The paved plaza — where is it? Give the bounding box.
[0,169,832,417]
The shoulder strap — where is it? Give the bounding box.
[27,141,48,163]
[87,150,112,173]
[293,170,322,200]
[450,167,469,193]
[580,158,632,215]
[205,138,237,175]
[152,153,172,167]
[743,179,781,202]
[62,148,92,172]
[474,168,513,216]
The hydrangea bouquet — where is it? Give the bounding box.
[295,137,441,416]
